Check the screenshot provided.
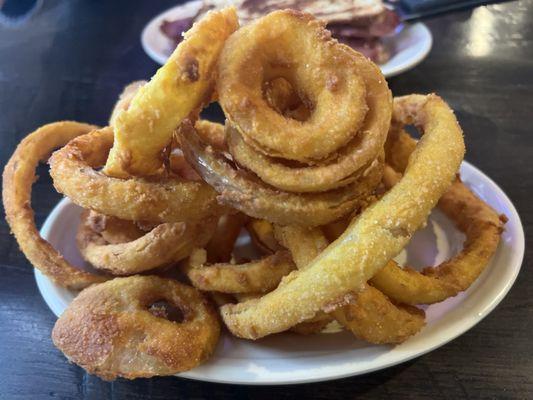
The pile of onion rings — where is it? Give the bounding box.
[1,7,506,380]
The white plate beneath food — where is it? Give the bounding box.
[140,1,432,78]
[35,161,524,385]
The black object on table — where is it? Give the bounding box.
[387,0,506,20]
[0,0,532,398]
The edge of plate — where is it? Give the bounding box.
[381,22,433,78]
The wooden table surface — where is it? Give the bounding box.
[0,0,531,398]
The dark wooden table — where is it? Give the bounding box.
[0,0,531,398]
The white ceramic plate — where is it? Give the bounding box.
[140,2,432,78]
[35,161,524,385]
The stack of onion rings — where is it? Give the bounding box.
[180,10,391,226]
[1,7,507,381]
[219,94,466,339]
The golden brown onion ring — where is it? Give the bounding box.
[104,8,239,177]
[227,124,385,193]
[218,10,391,163]
[332,287,426,344]
[84,211,146,244]
[275,225,425,343]
[370,128,505,304]
[184,248,295,294]
[273,225,335,334]
[371,178,505,304]
[219,94,465,339]
[76,210,215,276]
[179,121,383,227]
[49,127,226,223]
[168,147,202,181]
[52,276,220,380]
[2,121,108,289]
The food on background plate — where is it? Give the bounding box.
[161,0,400,63]
[2,7,505,381]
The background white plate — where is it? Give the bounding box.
[140,2,433,78]
[35,161,524,385]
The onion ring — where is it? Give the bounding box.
[371,178,505,305]
[84,211,146,244]
[367,128,506,304]
[77,210,215,275]
[185,248,295,294]
[332,287,426,344]
[2,121,108,289]
[219,94,465,339]
[218,10,391,164]
[52,275,220,380]
[103,7,239,177]
[179,121,383,227]
[227,124,386,193]
[275,225,425,343]
[49,127,226,223]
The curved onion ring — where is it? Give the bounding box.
[77,210,215,275]
[185,248,295,293]
[103,7,239,177]
[219,94,465,339]
[2,121,108,289]
[83,211,146,244]
[49,127,226,223]
[371,179,504,305]
[332,287,425,344]
[179,121,383,227]
[275,225,425,343]
[52,275,220,380]
[368,129,505,304]
[227,123,386,193]
[218,10,391,163]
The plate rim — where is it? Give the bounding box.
[139,3,432,78]
[35,160,525,385]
